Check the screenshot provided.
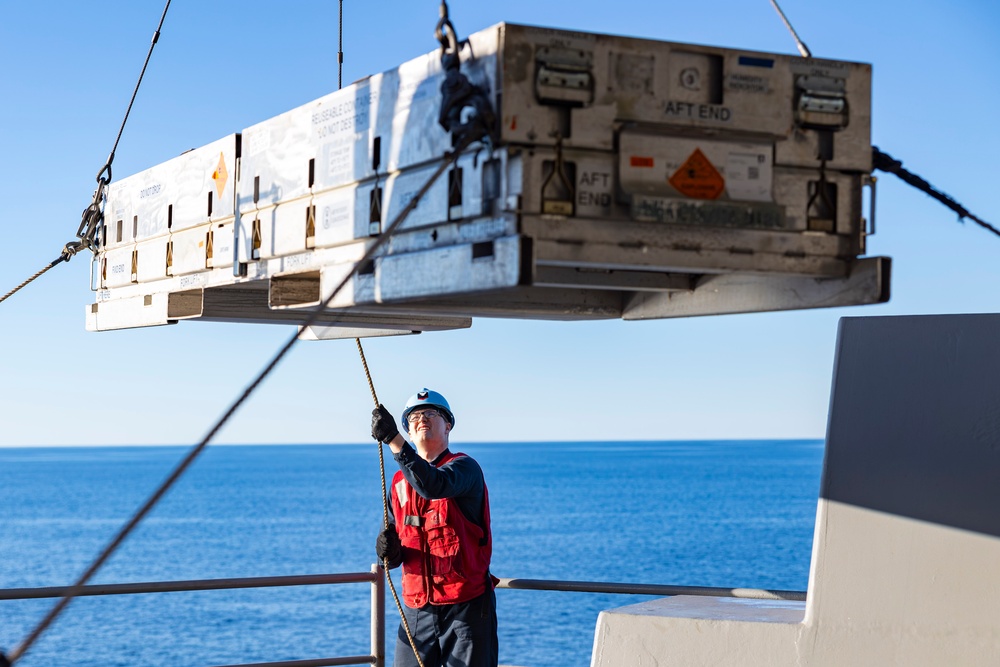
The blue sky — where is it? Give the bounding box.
[1,1,997,446]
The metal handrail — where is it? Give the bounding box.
[0,572,377,601]
[0,569,807,666]
[0,567,386,667]
[496,577,807,602]
[0,572,806,603]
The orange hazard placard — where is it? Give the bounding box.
[668,148,725,200]
[213,152,229,200]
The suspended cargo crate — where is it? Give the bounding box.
[87,22,888,337]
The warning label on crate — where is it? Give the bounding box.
[213,152,228,200]
[668,148,725,200]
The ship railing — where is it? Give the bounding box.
[0,568,805,666]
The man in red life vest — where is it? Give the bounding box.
[371,388,498,667]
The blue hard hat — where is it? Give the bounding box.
[401,388,455,429]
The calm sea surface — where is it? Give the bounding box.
[0,441,823,666]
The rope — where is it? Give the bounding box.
[356,339,426,667]
[873,147,1000,240]
[0,256,67,306]
[4,137,472,665]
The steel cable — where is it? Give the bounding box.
[338,0,344,90]
[0,256,66,306]
[768,0,812,58]
[100,0,173,184]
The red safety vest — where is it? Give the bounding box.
[392,451,493,607]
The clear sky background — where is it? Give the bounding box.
[0,1,997,446]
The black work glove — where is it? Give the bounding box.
[371,404,399,444]
[376,524,402,569]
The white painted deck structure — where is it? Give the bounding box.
[592,313,1000,666]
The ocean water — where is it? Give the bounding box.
[0,441,823,666]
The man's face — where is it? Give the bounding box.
[407,407,451,446]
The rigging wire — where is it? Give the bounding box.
[3,135,475,666]
[768,0,811,58]
[102,0,173,194]
[338,0,344,89]
[873,147,1000,240]
[0,258,66,306]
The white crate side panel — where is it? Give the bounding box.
[265,200,309,259]
[374,236,521,302]
[105,177,162,244]
[208,221,235,269]
[238,83,373,212]
[449,153,488,222]
[170,224,211,275]
[383,164,452,232]
[236,205,306,263]
[237,210,254,264]
[239,189,369,263]
[136,237,169,283]
[168,134,238,231]
[384,57,445,173]
[236,32,499,240]
[103,181,137,250]
[106,135,238,241]
[312,187,358,248]
[255,149,497,257]
[102,246,135,288]
[381,151,500,234]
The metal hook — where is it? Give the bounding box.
[435,1,458,56]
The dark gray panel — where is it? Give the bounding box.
[822,314,1000,538]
